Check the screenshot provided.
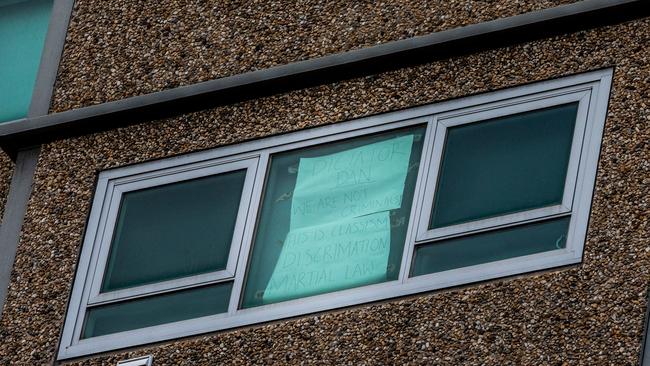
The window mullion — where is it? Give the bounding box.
[560,91,592,211]
[228,152,271,315]
[86,182,124,304]
[415,205,572,244]
[87,271,236,306]
[398,116,438,283]
[415,210,574,246]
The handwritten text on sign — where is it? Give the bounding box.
[264,135,413,303]
[290,135,414,229]
[264,212,391,302]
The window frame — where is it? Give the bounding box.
[59,69,612,360]
[87,157,259,304]
[67,156,260,343]
[413,89,591,243]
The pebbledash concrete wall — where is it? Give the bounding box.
[49,0,578,112]
[0,1,648,365]
[0,156,12,221]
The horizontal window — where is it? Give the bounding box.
[59,69,612,359]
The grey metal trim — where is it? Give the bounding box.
[0,147,40,318]
[641,289,650,366]
[28,0,75,117]
[0,0,646,158]
[0,0,73,319]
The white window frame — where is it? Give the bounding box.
[58,69,612,360]
[66,156,259,344]
[413,89,591,243]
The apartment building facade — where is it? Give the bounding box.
[0,0,648,364]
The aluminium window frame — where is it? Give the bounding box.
[58,69,612,360]
[68,155,260,343]
[86,157,259,305]
[413,89,591,243]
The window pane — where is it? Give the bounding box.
[0,0,52,122]
[412,216,570,276]
[81,282,232,338]
[102,170,247,292]
[242,126,426,308]
[430,103,578,229]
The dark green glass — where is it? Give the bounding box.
[81,282,232,338]
[241,126,426,308]
[430,103,578,229]
[411,217,570,276]
[101,170,247,292]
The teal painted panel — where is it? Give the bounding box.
[0,0,52,122]
[102,170,247,292]
[412,217,570,276]
[81,282,232,338]
[430,103,578,229]
[241,126,426,309]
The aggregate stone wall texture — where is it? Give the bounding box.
[0,154,13,221]
[0,15,648,366]
[50,0,578,112]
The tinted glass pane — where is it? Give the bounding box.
[430,103,578,229]
[102,170,247,292]
[241,126,426,308]
[0,0,52,122]
[82,282,232,338]
[412,217,570,276]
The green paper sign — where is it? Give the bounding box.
[290,135,414,229]
[264,135,414,303]
[264,211,391,303]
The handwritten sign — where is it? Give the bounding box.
[290,135,414,229]
[264,212,391,303]
[264,135,413,303]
